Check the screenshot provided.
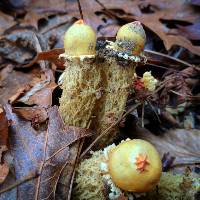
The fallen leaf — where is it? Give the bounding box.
[17,70,57,108]
[0,11,16,35]
[29,0,68,13]
[133,12,200,56]
[177,20,200,40]
[0,105,92,200]
[160,68,193,105]
[0,163,9,184]
[13,107,48,124]
[189,0,200,6]
[0,106,8,157]
[21,11,48,30]
[0,66,43,105]
[0,65,13,87]
[0,30,48,66]
[25,48,65,69]
[0,106,9,185]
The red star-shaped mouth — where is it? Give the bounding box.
[135,154,150,173]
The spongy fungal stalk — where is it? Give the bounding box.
[59,58,101,127]
[59,20,101,127]
[91,58,136,147]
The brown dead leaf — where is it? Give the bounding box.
[29,0,68,13]
[0,106,9,185]
[0,11,16,35]
[16,70,57,107]
[13,107,48,124]
[133,12,200,56]
[160,69,193,105]
[0,163,9,184]
[0,66,44,105]
[18,80,57,107]
[21,11,48,30]
[0,105,92,199]
[134,127,200,166]
[0,106,8,155]
[0,65,13,87]
[25,48,65,69]
[0,30,48,67]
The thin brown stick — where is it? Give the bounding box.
[170,90,200,100]
[141,103,144,127]
[147,99,161,123]
[95,0,116,18]
[34,130,49,200]
[0,173,38,194]
[145,50,193,68]
[77,0,84,20]
[80,102,141,159]
[67,139,85,200]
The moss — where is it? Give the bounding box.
[143,172,199,200]
[72,151,105,200]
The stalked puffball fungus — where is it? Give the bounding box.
[73,139,199,200]
[108,139,162,192]
[63,19,96,57]
[116,21,146,55]
[91,22,146,148]
[59,19,101,128]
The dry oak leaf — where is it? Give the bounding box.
[0,11,16,35]
[21,11,48,30]
[134,12,200,56]
[0,163,9,184]
[0,106,9,185]
[0,106,8,157]
[0,105,92,200]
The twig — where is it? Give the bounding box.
[77,0,84,20]
[80,102,141,159]
[34,130,49,200]
[141,103,144,127]
[0,173,38,194]
[95,0,116,18]
[170,90,200,100]
[147,99,161,123]
[67,139,85,200]
[145,50,193,68]
[172,161,200,168]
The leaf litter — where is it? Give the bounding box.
[0,0,200,199]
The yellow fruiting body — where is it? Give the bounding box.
[108,139,162,192]
[64,19,96,57]
[142,71,158,91]
[116,21,146,55]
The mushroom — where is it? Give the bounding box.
[91,21,147,147]
[108,139,162,192]
[59,19,101,127]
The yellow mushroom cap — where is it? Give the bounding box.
[116,21,146,55]
[64,19,96,57]
[108,139,162,192]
